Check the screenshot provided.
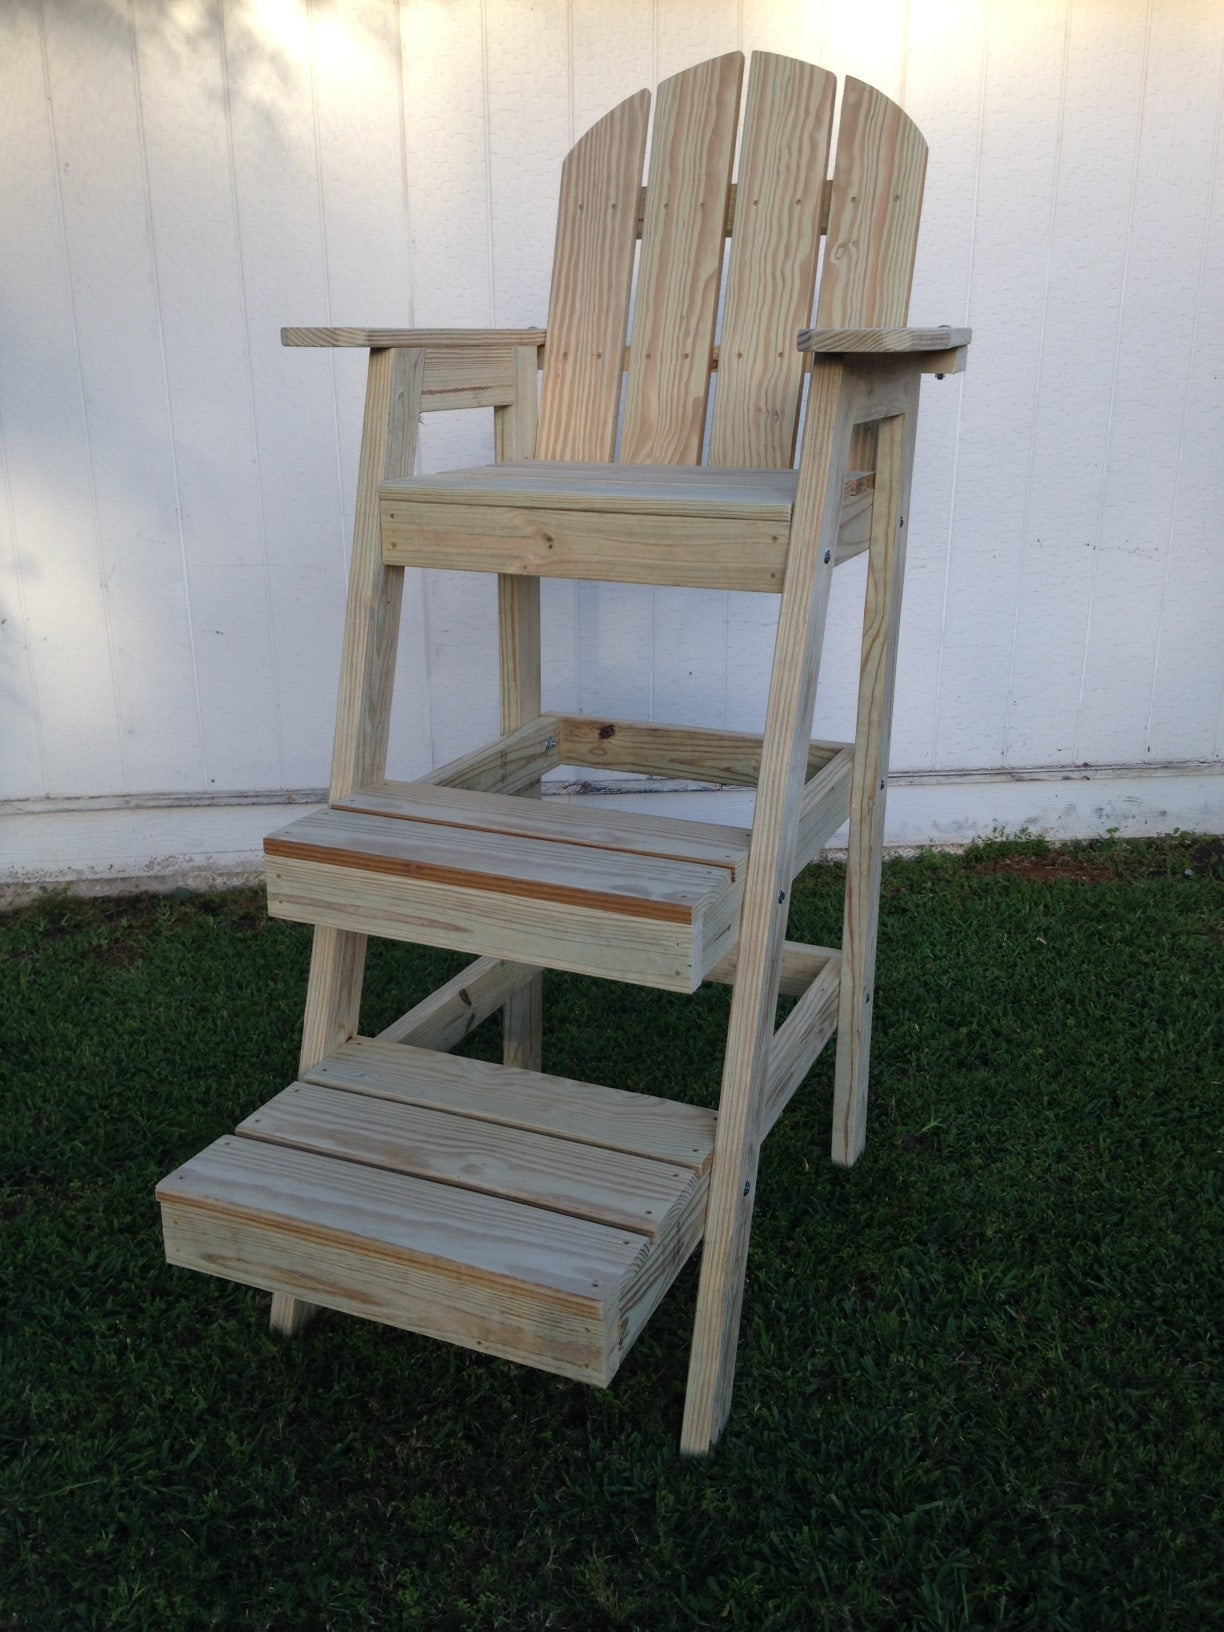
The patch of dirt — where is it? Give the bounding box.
[965,852,1124,884]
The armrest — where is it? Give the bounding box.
[797,326,971,353]
[281,327,546,350]
[797,325,970,376]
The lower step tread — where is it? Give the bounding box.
[158,1045,714,1384]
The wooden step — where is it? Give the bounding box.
[157,1044,716,1385]
[265,803,744,992]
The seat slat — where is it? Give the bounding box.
[239,1082,700,1239]
[620,53,744,464]
[335,780,748,875]
[307,1038,716,1170]
[385,460,795,518]
[536,91,650,461]
[709,52,836,468]
[159,1135,644,1299]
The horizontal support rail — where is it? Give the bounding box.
[376,956,542,1050]
[705,939,838,999]
[415,715,561,795]
[795,746,854,871]
[556,717,849,789]
[762,954,842,1135]
[632,177,834,240]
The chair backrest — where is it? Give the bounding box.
[535,51,927,470]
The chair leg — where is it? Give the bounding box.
[681,361,860,1455]
[267,924,367,1337]
[831,383,920,1166]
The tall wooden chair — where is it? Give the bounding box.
[157,52,968,1454]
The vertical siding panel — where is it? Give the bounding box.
[822,0,907,100]
[219,0,340,788]
[41,0,203,791]
[0,3,60,800]
[889,0,986,773]
[1003,0,1147,767]
[132,0,279,791]
[930,0,1067,770]
[1147,34,1224,763]
[39,0,202,792]
[1076,0,1223,764]
[400,0,496,769]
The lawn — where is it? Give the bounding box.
[2,834,1222,1631]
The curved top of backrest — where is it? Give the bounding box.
[534,53,928,468]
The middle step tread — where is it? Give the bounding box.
[265,806,733,922]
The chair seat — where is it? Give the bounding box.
[379,461,875,590]
[265,785,751,992]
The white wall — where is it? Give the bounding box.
[2,0,1222,892]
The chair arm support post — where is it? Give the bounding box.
[830,366,922,1166]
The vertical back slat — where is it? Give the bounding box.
[815,77,927,328]
[709,53,836,468]
[536,91,650,462]
[619,53,744,465]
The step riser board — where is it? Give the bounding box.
[267,855,740,992]
[161,1201,617,1384]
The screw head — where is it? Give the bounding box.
[823,548,831,564]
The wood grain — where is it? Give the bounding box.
[832,376,920,1166]
[376,957,542,1051]
[335,779,749,874]
[815,78,927,329]
[306,1038,715,1170]
[620,53,743,463]
[682,359,861,1454]
[709,52,835,468]
[238,1082,699,1238]
[535,92,649,461]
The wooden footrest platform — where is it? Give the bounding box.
[156,1039,715,1384]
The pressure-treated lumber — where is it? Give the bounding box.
[375,956,541,1050]
[239,1082,696,1237]
[335,780,749,874]
[282,327,547,349]
[680,358,864,1454]
[709,53,835,468]
[265,829,740,993]
[555,715,848,787]
[831,376,921,1166]
[161,50,969,1458]
[380,461,877,585]
[416,715,560,795]
[797,326,971,353]
[620,53,743,464]
[536,92,649,461]
[307,1038,715,1167]
[494,344,545,1069]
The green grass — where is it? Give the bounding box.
[2,833,1222,1631]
